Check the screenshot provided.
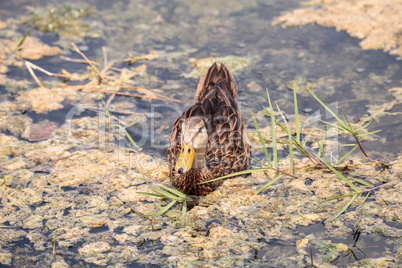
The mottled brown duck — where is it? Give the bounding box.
[167,62,251,196]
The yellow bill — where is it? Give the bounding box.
[175,142,195,174]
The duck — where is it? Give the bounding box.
[167,62,251,196]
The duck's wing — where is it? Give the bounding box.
[204,80,251,177]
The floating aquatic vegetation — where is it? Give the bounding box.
[17,87,80,114]
[272,0,402,59]
[185,56,252,78]
[0,35,60,72]
[312,239,349,262]
[20,4,101,48]
[389,87,402,102]
[17,36,60,60]
[286,78,318,96]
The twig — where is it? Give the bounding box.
[71,43,111,85]
[271,167,300,179]
[25,61,45,88]
[17,55,70,78]
[60,55,98,65]
[50,152,78,163]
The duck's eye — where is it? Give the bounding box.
[182,148,184,153]
[188,148,191,153]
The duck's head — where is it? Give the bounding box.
[175,117,208,174]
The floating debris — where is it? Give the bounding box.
[17,87,77,114]
[29,122,58,142]
[18,36,60,60]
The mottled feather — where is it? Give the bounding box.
[167,63,250,196]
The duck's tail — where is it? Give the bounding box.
[194,62,238,103]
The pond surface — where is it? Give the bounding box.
[0,0,401,267]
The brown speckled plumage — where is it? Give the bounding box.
[167,62,251,196]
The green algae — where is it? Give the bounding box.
[20,5,101,48]
[312,240,349,262]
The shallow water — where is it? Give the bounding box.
[0,0,401,267]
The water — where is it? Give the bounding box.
[0,0,401,267]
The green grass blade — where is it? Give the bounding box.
[288,131,294,174]
[17,30,31,50]
[318,135,330,164]
[130,208,148,218]
[351,177,374,187]
[115,124,139,148]
[307,89,350,131]
[358,191,371,208]
[147,200,177,217]
[101,99,112,120]
[126,120,139,128]
[157,184,189,200]
[331,193,358,220]
[146,183,181,200]
[266,88,277,168]
[335,145,359,165]
[321,192,358,203]
[294,89,300,143]
[248,154,270,167]
[160,200,188,221]
[255,174,284,195]
[317,118,350,132]
[276,104,293,174]
[355,119,373,132]
[317,134,326,159]
[314,153,359,192]
[263,139,288,145]
[252,110,271,167]
[199,168,270,184]
[156,204,175,220]
[356,130,381,137]
[177,201,187,221]
[342,111,353,131]
[263,105,315,162]
[131,200,176,218]
[302,125,317,146]
[263,107,286,132]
